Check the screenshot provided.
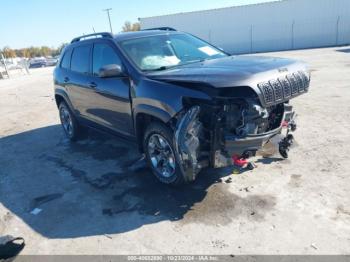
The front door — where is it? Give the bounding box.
[87,41,133,136]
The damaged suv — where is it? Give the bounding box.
[54,29,310,185]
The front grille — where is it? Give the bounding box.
[287,74,299,95]
[269,80,283,101]
[300,71,310,91]
[294,73,304,92]
[259,82,274,104]
[258,71,309,105]
[278,77,291,98]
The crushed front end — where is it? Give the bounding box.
[174,70,310,181]
[207,99,296,168]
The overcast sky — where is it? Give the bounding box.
[1,0,271,49]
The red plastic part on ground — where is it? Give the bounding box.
[232,155,248,167]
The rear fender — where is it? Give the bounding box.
[54,89,75,113]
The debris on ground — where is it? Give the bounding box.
[247,163,255,170]
[225,177,232,183]
[239,187,251,192]
[232,168,241,175]
[0,236,25,260]
[104,234,113,239]
[31,193,63,209]
[311,243,318,250]
[30,208,42,215]
[125,155,147,172]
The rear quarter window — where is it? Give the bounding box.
[60,49,72,69]
[71,45,91,74]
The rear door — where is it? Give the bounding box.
[88,40,133,136]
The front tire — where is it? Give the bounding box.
[58,101,82,141]
[143,122,186,186]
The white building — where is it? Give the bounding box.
[140,0,350,54]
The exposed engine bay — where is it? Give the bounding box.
[174,95,298,182]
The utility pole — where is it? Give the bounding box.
[103,8,113,34]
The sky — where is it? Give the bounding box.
[0,0,270,49]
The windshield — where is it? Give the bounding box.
[119,33,228,71]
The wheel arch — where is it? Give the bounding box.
[133,104,177,152]
[54,90,75,112]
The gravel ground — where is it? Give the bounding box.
[0,46,350,255]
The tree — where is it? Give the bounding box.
[1,45,64,58]
[2,46,16,58]
[40,46,50,57]
[20,49,30,58]
[122,21,140,32]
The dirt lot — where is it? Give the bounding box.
[1,46,350,255]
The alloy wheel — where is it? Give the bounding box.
[147,134,176,178]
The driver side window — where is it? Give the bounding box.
[92,43,122,76]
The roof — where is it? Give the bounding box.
[68,30,181,46]
[114,30,180,42]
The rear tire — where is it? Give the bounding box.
[58,101,82,141]
[143,122,186,186]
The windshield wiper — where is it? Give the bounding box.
[166,58,210,69]
[143,66,169,72]
[143,58,210,72]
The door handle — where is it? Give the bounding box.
[64,77,70,83]
[88,82,97,89]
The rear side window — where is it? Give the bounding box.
[60,49,71,69]
[71,45,90,74]
[92,43,122,76]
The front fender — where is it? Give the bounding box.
[133,78,212,119]
[133,103,173,124]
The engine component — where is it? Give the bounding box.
[224,99,273,137]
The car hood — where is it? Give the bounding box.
[147,55,309,107]
[147,55,307,88]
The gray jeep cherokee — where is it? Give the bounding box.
[54,28,310,185]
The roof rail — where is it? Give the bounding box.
[142,27,177,31]
[71,32,114,43]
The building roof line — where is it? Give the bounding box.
[140,0,286,20]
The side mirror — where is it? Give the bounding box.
[99,64,125,78]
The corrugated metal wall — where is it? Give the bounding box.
[140,0,350,54]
